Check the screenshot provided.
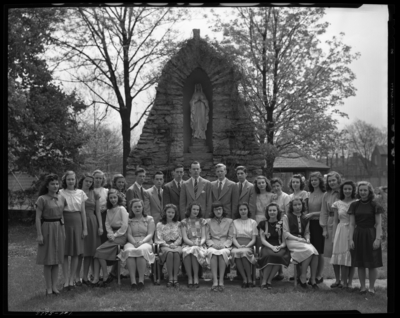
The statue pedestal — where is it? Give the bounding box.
[189,138,210,153]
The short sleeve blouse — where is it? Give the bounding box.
[347,199,383,228]
[35,194,67,219]
[59,189,88,212]
[233,218,258,239]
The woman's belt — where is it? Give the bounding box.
[41,218,63,225]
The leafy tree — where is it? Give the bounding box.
[8,8,87,176]
[49,7,189,175]
[345,119,387,173]
[211,7,360,177]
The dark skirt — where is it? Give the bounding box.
[258,245,291,269]
[84,210,101,257]
[351,226,383,268]
[64,211,84,256]
[100,211,108,244]
[37,220,65,265]
[309,219,325,254]
[95,235,127,261]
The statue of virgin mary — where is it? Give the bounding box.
[190,84,209,139]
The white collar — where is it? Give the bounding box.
[134,182,142,189]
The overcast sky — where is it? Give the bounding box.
[66,5,388,142]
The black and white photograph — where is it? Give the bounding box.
[7,3,392,313]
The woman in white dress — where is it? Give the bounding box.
[330,180,357,290]
[93,170,109,244]
[205,201,234,292]
[118,198,155,291]
[181,202,207,288]
[231,202,258,288]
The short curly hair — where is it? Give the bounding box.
[111,174,126,193]
[265,203,283,221]
[128,198,147,218]
[288,197,306,215]
[356,181,375,201]
[339,180,356,200]
[234,202,251,219]
[160,204,179,224]
[209,201,227,218]
[38,174,60,196]
[106,188,124,209]
[289,174,305,191]
[325,171,342,192]
[185,202,203,219]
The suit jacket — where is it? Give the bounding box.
[210,178,239,219]
[236,180,256,218]
[163,180,181,220]
[126,183,150,215]
[179,177,212,220]
[144,186,163,226]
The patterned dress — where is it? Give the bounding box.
[155,221,183,264]
[257,220,291,269]
[118,216,155,265]
[231,218,258,265]
[181,218,207,266]
[205,218,234,266]
[330,200,355,266]
[35,194,67,265]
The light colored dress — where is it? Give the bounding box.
[283,214,318,263]
[255,192,274,224]
[155,221,183,264]
[118,216,155,264]
[271,191,290,214]
[330,200,354,266]
[94,187,109,244]
[205,218,234,266]
[94,206,128,261]
[320,190,340,257]
[35,194,67,265]
[181,218,207,266]
[231,218,258,265]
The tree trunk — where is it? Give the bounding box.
[265,156,275,179]
[120,108,131,176]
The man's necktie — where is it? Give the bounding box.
[239,182,243,197]
[218,181,222,198]
[140,186,144,200]
[177,182,181,193]
[194,179,198,196]
[158,188,162,202]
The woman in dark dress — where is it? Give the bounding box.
[348,181,383,295]
[257,203,290,290]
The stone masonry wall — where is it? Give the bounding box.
[127,34,264,187]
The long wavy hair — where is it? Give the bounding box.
[307,171,326,193]
[287,198,306,215]
[78,173,95,191]
[339,180,356,200]
[112,174,127,193]
[185,202,203,219]
[106,188,124,209]
[61,170,77,189]
[92,169,107,187]
[289,174,305,192]
[265,202,283,221]
[160,204,179,224]
[38,174,60,196]
[254,176,272,194]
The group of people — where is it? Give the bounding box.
[35,162,384,296]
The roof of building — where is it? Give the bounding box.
[274,153,330,170]
[375,145,388,155]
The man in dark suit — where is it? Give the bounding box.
[235,166,256,217]
[179,161,212,219]
[210,163,239,219]
[126,167,150,215]
[163,164,184,220]
[144,171,164,225]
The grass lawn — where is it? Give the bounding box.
[8,223,388,313]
